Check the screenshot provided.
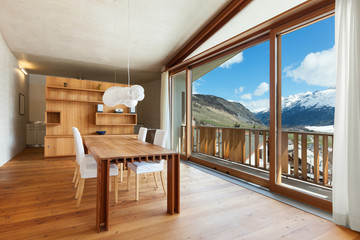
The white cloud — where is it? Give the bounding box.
[241,99,269,113]
[284,46,335,87]
[220,52,244,69]
[192,83,199,94]
[192,78,203,94]
[240,93,252,100]
[235,86,244,94]
[254,82,269,96]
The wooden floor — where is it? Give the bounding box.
[0,148,358,240]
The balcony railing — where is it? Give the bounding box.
[281,130,333,187]
[187,126,333,188]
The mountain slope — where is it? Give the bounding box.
[255,88,335,127]
[192,94,264,127]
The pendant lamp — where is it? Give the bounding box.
[103,0,144,108]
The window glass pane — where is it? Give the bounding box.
[192,41,270,176]
[171,72,186,154]
[279,16,335,200]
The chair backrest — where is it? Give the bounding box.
[138,127,148,142]
[153,129,167,148]
[72,127,85,165]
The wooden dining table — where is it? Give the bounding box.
[82,135,180,232]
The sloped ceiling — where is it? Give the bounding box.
[0,0,229,83]
[186,0,307,60]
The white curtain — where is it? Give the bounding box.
[160,71,171,149]
[333,0,360,231]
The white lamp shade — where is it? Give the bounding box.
[103,85,145,107]
[130,85,145,101]
[123,99,138,108]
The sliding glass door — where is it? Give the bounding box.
[275,16,335,201]
[170,72,186,154]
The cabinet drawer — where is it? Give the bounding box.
[45,137,75,157]
[26,128,37,145]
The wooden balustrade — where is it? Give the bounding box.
[282,131,333,187]
[314,135,319,183]
[301,133,308,180]
[189,125,333,187]
[323,136,329,185]
[254,131,260,167]
[281,132,289,174]
[293,134,299,178]
[191,126,269,170]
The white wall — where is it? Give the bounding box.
[0,33,27,167]
[136,79,161,129]
[29,74,46,122]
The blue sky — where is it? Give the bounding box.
[193,16,335,112]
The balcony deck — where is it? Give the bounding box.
[0,148,357,239]
[191,153,332,201]
[188,126,334,203]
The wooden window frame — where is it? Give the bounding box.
[168,0,335,212]
[269,6,334,213]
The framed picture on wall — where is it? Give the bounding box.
[19,93,25,115]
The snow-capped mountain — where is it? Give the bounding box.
[282,87,335,110]
[255,88,335,127]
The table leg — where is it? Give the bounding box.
[96,158,110,232]
[174,153,180,213]
[167,154,175,214]
[167,154,180,215]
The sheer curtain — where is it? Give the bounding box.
[333,0,360,231]
[160,70,171,149]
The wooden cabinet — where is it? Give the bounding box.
[45,76,137,157]
[45,136,75,157]
[26,124,37,145]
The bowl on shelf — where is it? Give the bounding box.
[96,131,106,135]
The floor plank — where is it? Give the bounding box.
[0,148,358,240]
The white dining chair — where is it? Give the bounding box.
[137,127,148,179]
[72,127,97,188]
[116,127,148,186]
[127,129,167,201]
[138,127,148,142]
[153,129,167,147]
[72,127,119,208]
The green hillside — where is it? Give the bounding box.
[192,94,265,128]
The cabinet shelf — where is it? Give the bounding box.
[95,112,137,126]
[46,98,102,104]
[45,111,61,124]
[47,85,105,93]
[96,124,137,126]
[96,113,136,115]
[45,134,138,138]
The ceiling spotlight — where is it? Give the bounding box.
[20,67,28,75]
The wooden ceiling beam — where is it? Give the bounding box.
[166,0,253,69]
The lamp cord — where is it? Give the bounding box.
[114,0,117,84]
[114,0,130,87]
[127,0,130,87]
